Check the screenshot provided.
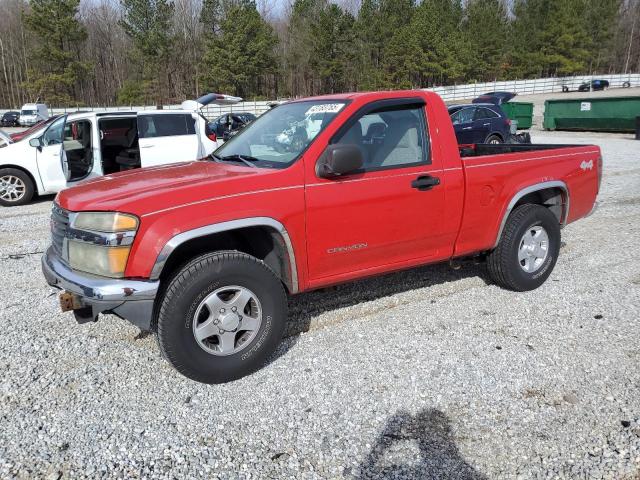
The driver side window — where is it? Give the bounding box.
[42,117,66,146]
[333,104,430,171]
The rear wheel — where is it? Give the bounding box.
[487,204,561,291]
[156,251,288,383]
[486,135,502,144]
[0,168,35,206]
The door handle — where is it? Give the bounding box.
[411,175,440,191]
[483,123,490,126]
[140,145,154,149]
[462,126,473,130]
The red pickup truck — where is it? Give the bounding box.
[42,90,601,383]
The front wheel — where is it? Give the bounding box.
[487,204,561,291]
[0,168,35,206]
[156,251,288,383]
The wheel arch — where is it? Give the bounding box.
[486,132,504,143]
[150,217,299,294]
[493,181,569,248]
[0,164,40,195]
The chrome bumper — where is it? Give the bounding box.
[42,246,159,330]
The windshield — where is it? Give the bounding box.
[213,100,347,168]
[21,110,37,116]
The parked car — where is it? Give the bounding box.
[209,112,257,140]
[448,103,511,144]
[563,80,610,92]
[472,92,516,105]
[1,111,21,127]
[10,115,62,142]
[19,103,49,127]
[42,90,601,383]
[0,93,241,206]
[579,80,609,92]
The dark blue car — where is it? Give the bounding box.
[448,103,511,145]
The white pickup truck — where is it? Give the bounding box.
[0,94,241,206]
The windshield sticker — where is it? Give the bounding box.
[305,103,344,115]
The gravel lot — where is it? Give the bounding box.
[1,130,639,479]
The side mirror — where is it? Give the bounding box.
[316,144,364,178]
[29,137,42,149]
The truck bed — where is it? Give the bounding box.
[458,143,581,157]
[453,143,601,258]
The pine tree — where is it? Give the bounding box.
[200,0,234,35]
[23,0,91,105]
[508,0,547,77]
[285,0,326,96]
[200,1,277,98]
[509,0,598,77]
[464,0,509,81]
[311,4,357,93]
[385,0,468,88]
[583,0,621,72]
[120,0,175,105]
[355,0,416,89]
[538,0,591,75]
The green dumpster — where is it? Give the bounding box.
[501,101,534,129]
[543,96,640,132]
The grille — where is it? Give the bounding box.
[51,204,70,259]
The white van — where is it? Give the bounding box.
[19,103,49,126]
[0,94,242,206]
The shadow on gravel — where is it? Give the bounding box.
[356,408,486,480]
[265,261,490,367]
[286,262,488,337]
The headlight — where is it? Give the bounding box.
[68,212,139,277]
[69,241,131,278]
[73,212,138,232]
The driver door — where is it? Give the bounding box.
[35,115,67,193]
[305,100,447,283]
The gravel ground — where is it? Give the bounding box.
[1,130,639,479]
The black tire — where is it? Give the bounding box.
[156,251,288,384]
[487,204,561,291]
[486,134,502,144]
[0,168,35,206]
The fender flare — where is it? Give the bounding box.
[149,216,299,293]
[492,180,569,248]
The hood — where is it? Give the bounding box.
[56,160,284,215]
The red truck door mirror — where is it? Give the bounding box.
[317,144,364,178]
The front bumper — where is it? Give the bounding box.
[42,246,159,330]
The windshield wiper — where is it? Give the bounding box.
[214,154,260,168]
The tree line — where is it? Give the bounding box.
[0,0,638,108]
